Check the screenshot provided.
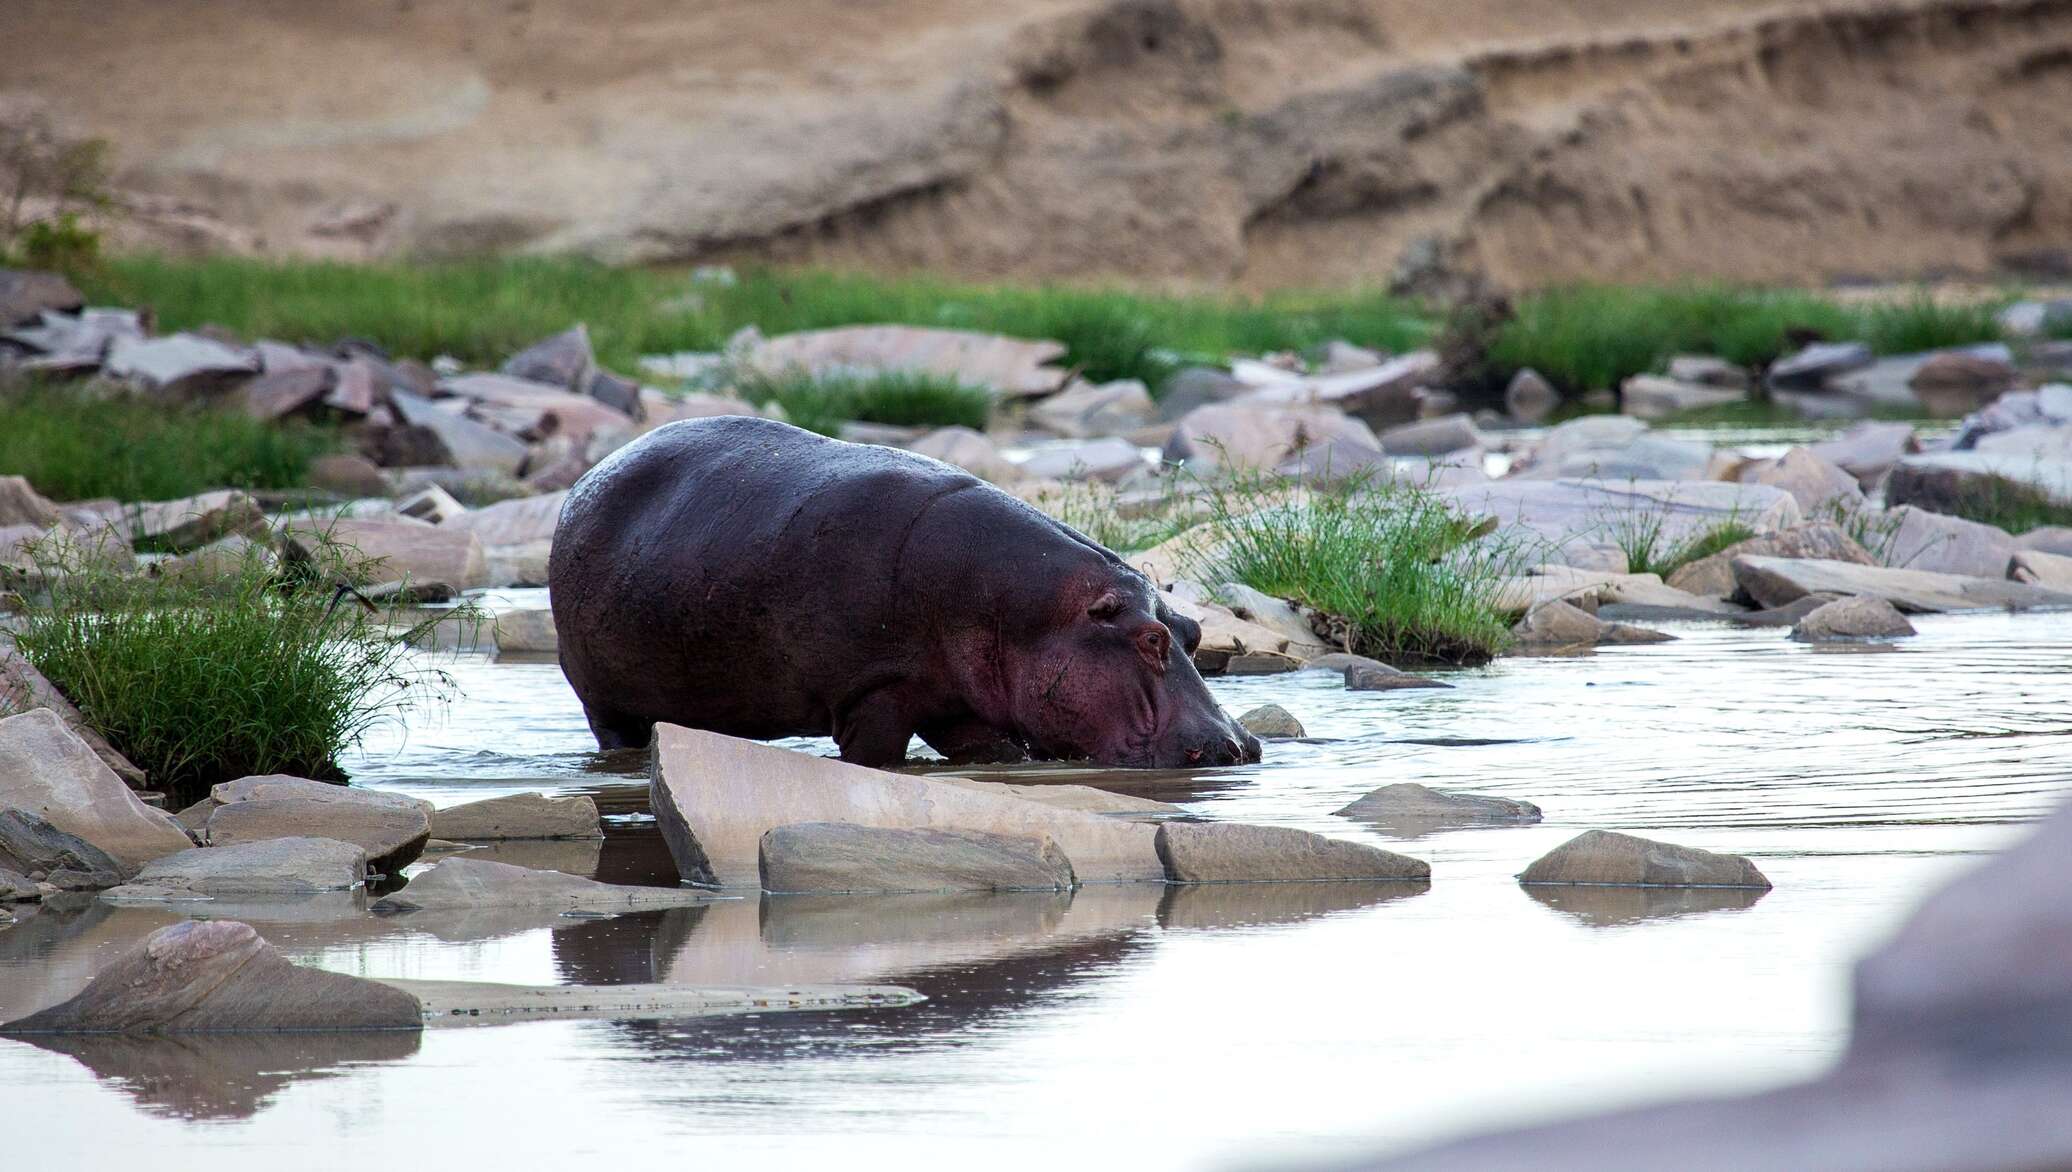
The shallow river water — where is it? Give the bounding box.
[7,603,2071,1170]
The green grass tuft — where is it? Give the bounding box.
[9,534,468,803]
[1190,474,1520,666]
[1901,474,2072,536]
[1604,506,1758,580]
[0,382,338,502]
[736,369,993,436]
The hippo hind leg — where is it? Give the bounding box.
[919,717,1030,766]
[583,703,655,752]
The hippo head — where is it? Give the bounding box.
[1009,572,1262,769]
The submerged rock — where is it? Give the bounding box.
[1512,600,1674,649]
[1334,783,1542,831]
[372,857,709,912]
[759,823,1076,894]
[650,724,1162,886]
[1345,664,1453,691]
[107,837,368,898]
[430,793,602,841]
[0,920,421,1034]
[1154,822,1429,884]
[1791,596,1917,642]
[1236,703,1306,739]
[0,709,191,870]
[1518,830,1770,888]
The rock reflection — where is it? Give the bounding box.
[18,1031,420,1122]
[1156,880,1426,930]
[1524,883,1769,927]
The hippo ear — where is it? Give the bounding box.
[1086,590,1126,622]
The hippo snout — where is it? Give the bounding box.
[1178,724,1262,767]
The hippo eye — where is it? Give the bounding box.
[1134,625,1170,674]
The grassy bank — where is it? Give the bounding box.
[0,383,337,502]
[1492,286,2007,394]
[1189,476,1519,666]
[9,535,462,802]
[76,257,1432,392]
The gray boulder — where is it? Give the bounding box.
[1158,367,1252,422]
[1738,447,1864,514]
[1666,354,1750,389]
[1016,436,1144,482]
[0,269,83,328]
[0,868,38,903]
[0,808,128,890]
[1619,375,1743,420]
[1236,704,1306,739]
[430,793,601,841]
[1503,368,1559,424]
[2010,548,2072,590]
[1791,596,1917,642]
[0,709,191,869]
[1154,822,1429,883]
[502,324,596,393]
[1334,783,1541,831]
[1379,413,1483,456]
[1,639,149,786]
[493,608,558,656]
[286,517,489,590]
[372,856,709,911]
[1512,600,1675,649]
[1766,341,1874,391]
[0,920,420,1034]
[383,390,529,475]
[123,490,267,553]
[1030,378,1156,438]
[907,426,1024,485]
[104,333,258,397]
[108,837,368,898]
[204,798,430,875]
[1518,830,1770,888]
[1808,420,1919,489]
[758,823,1076,894]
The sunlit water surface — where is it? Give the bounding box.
[7,604,2069,1170]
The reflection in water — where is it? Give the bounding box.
[1524,883,1770,927]
[1156,879,1425,930]
[20,1032,420,1122]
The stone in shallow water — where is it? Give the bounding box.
[1334,783,1541,830]
[759,823,1076,894]
[0,920,421,1034]
[1518,830,1770,888]
[371,857,710,912]
[430,793,601,841]
[107,837,368,898]
[1791,596,1917,642]
[0,709,191,870]
[1344,663,1453,691]
[1236,703,1306,738]
[1733,555,2072,613]
[204,797,430,875]
[650,724,1163,887]
[1154,822,1429,883]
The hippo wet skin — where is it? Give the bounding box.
[549,417,1260,768]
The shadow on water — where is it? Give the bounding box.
[1523,884,1770,927]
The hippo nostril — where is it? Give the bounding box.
[1185,746,1205,764]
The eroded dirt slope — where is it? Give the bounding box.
[4,0,2069,289]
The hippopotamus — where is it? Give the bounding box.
[548,416,1260,769]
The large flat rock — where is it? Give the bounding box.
[759,822,1076,894]
[0,920,420,1034]
[0,709,191,869]
[204,797,430,875]
[108,837,368,898]
[430,792,601,840]
[287,517,488,590]
[1733,555,2072,613]
[649,725,1164,887]
[440,490,566,547]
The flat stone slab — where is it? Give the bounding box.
[1,920,418,1034]
[106,837,367,898]
[1346,664,1453,691]
[1154,822,1430,883]
[371,857,712,912]
[1439,480,1798,552]
[1518,830,1770,888]
[650,725,1164,887]
[1335,783,1542,831]
[430,792,601,840]
[382,978,923,1026]
[759,823,1076,894]
[205,797,430,875]
[1734,555,2072,613]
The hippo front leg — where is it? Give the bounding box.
[919,717,1030,766]
[832,685,930,767]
